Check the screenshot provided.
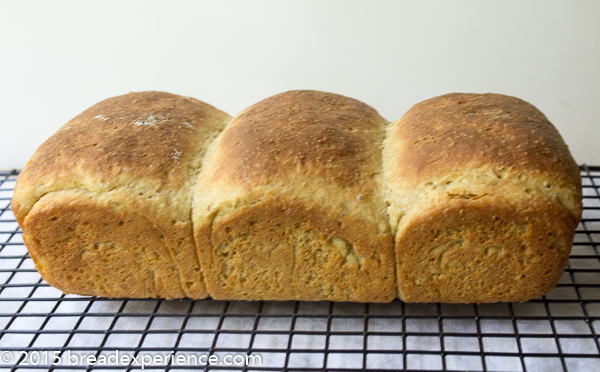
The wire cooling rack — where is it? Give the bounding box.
[0,167,599,372]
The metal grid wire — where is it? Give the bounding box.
[0,167,599,371]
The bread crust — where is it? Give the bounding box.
[193,90,396,301]
[383,93,582,302]
[384,93,582,217]
[196,195,396,302]
[25,190,191,298]
[12,90,582,303]
[12,91,231,299]
[392,93,580,183]
[207,90,385,189]
[395,195,576,303]
[13,91,229,221]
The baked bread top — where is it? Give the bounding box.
[207,90,386,188]
[12,91,231,225]
[195,90,391,228]
[391,93,580,183]
[383,93,582,231]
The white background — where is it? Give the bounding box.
[1,0,599,169]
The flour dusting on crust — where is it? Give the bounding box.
[133,114,168,127]
[94,114,109,121]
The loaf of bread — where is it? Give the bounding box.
[12,90,582,303]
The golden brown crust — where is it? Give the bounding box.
[383,93,582,303]
[193,90,396,302]
[12,90,582,303]
[390,93,580,188]
[385,93,582,218]
[196,196,396,302]
[395,195,576,303]
[207,90,385,191]
[12,91,230,222]
[12,91,232,299]
[25,190,190,298]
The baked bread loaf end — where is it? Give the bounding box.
[12,92,231,299]
[383,93,582,303]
